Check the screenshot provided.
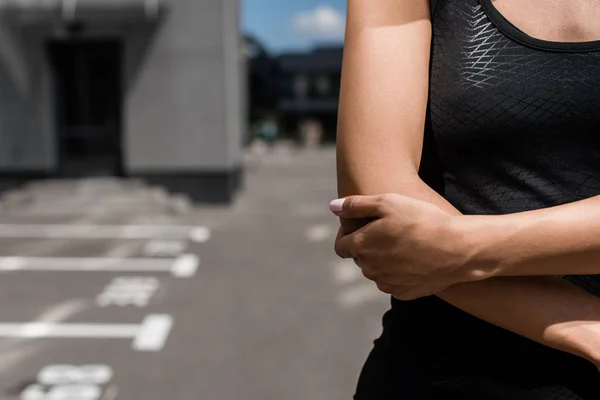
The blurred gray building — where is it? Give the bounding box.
[277,46,342,143]
[0,0,245,203]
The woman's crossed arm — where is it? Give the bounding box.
[336,0,600,367]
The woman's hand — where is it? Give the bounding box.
[331,194,484,300]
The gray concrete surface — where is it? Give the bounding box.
[0,145,389,400]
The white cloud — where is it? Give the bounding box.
[291,5,345,38]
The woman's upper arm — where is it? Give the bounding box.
[337,0,433,198]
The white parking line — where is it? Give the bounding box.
[0,299,89,373]
[96,277,160,307]
[0,224,211,243]
[133,314,173,351]
[331,259,363,284]
[305,224,335,242]
[0,254,199,277]
[0,314,173,351]
[171,254,200,277]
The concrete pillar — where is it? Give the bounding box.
[126,0,245,203]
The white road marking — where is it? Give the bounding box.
[0,224,211,243]
[331,259,363,284]
[22,363,116,400]
[0,217,98,259]
[305,224,334,242]
[9,323,139,338]
[96,277,159,307]
[0,254,199,277]
[21,383,102,399]
[0,314,172,351]
[170,254,200,277]
[0,300,89,374]
[133,314,173,351]
[189,227,211,243]
[0,299,88,353]
[38,364,113,385]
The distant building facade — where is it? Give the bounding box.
[277,46,342,143]
[243,35,279,126]
[0,0,245,203]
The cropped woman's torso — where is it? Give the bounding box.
[426,0,600,295]
[394,0,600,378]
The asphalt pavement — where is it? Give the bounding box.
[0,144,389,400]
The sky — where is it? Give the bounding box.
[242,0,347,53]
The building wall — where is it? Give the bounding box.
[222,0,244,167]
[0,0,244,203]
[126,0,243,172]
[0,22,54,170]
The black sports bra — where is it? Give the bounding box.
[420,0,600,295]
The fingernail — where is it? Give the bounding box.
[329,198,345,214]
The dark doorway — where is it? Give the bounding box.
[47,39,123,177]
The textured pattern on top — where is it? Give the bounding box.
[429,1,600,299]
[390,0,600,397]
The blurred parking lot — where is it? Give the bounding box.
[0,144,388,400]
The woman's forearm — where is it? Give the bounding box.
[337,0,600,366]
[457,196,600,278]
[442,276,600,364]
[340,177,600,365]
